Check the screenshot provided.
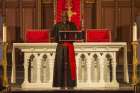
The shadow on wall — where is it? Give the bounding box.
[0,47,2,89]
[15,26,23,43]
[0,48,2,65]
[136,16,140,41]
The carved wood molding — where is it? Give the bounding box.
[85,0,96,3]
[22,1,36,8]
[6,1,18,8]
[42,0,53,4]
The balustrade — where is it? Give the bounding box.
[11,42,128,89]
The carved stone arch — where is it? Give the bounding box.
[90,53,100,82]
[76,52,82,58]
[106,53,113,61]
[92,53,98,61]
[78,53,88,82]
[104,53,112,82]
[42,54,48,61]
[29,54,35,62]
[41,53,50,83]
[29,53,37,83]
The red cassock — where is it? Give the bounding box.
[64,42,76,80]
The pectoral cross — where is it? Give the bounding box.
[66,0,77,21]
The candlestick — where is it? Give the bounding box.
[3,23,7,42]
[133,22,137,41]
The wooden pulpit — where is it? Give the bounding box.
[59,30,84,42]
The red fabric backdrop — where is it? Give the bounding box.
[56,0,81,29]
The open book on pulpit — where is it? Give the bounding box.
[58,30,84,42]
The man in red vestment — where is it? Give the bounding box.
[52,11,77,89]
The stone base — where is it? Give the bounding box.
[21,83,52,89]
[77,82,119,89]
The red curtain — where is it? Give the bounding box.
[56,0,81,29]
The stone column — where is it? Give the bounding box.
[22,53,29,86]
[87,54,91,84]
[36,54,41,83]
[111,53,117,83]
[48,53,55,87]
[99,55,105,83]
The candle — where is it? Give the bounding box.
[133,22,137,41]
[3,23,7,42]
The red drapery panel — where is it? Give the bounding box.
[25,29,49,43]
[56,0,81,29]
[86,29,111,42]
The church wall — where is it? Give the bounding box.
[84,1,96,29]
[41,2,54,29]
[96,0,134,64]
[0,0,137,42]
[0,0,140,64]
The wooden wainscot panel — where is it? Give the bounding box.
[22,0,36,8]
[135,0,140,8]
[0,0,2,8]
[101,0,115,7]
[85,0,96,3]
[6,1,18,8]
[41,3,54,29]
[6,8,16,43]
[84,1,96,28]
[117,7,132,42]
[101,7,115,29]
[118,0,131,7]
[42,0,53,4]
[22,8,34,40]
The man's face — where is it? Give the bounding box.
[62,13,68,23]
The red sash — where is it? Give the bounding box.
[64,42,76,80]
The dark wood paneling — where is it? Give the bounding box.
[118,0,131,7]
[21,0,36,41]
[99,0,133,42]
[100,0,116,40]
[0,0,139,45]
[22,1,36,8]
[41,3,54,29]
[101,7,115,28]
[0,1,2,8]
[135,0,140,8]
[6,8,16,43]
[6,1,18,8]
[0,14,2,40]
[22,8,34,40]
[117,7,132,42]
[6,0,17,1]
[101,0,115,7]
[84,3,96,29]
